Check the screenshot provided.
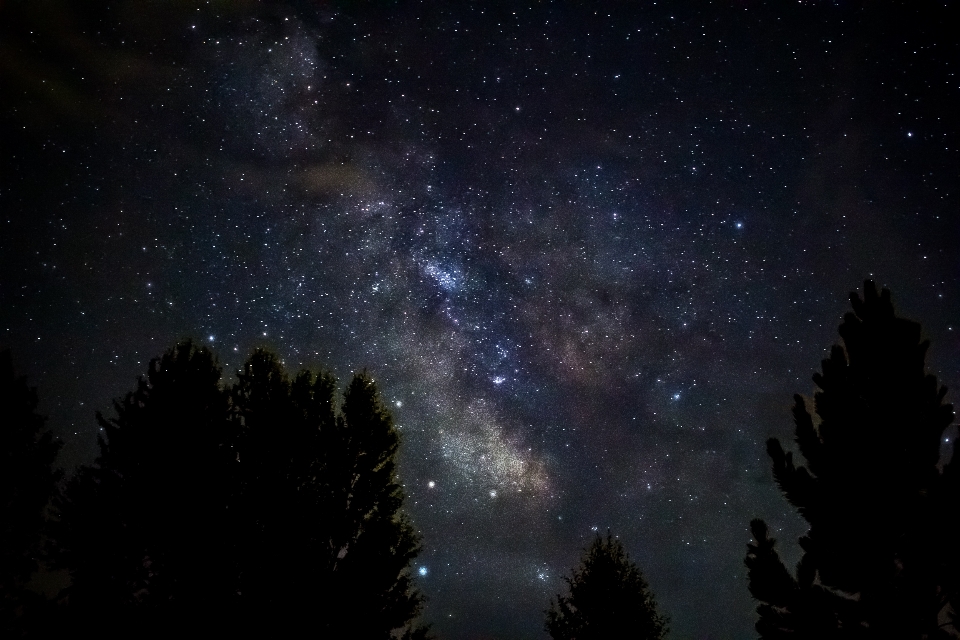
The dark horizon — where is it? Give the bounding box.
[1,2,956,638]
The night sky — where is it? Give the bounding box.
[1,2,957,638]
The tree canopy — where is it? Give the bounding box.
[231,350,425,637]
[746,281,959,638]
[1,350,62,635]
[56,342,427,637]
[546,531,668,640]
[55,342,236,632]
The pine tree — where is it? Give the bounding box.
[0,350,62,634]
[746,281,959,638]
[231,352,426,637]
[329,372,425,637]
[58,344,427,636]
[546,531,668,640]
[56,342,237,632]
[230,349,338,626]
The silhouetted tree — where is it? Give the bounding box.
[230,350,336,627]
[56,342,237,633]
[322,371,425,637]
[0,350,62,635]
[58,343,427,636]
[746,281,959,639]
[232,352,426,637]
[546,531,668,640]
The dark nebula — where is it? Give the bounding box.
[1,2,956,638]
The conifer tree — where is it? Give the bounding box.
[229,351,427,636]
[0,350,62,634]
[746,281,959,638]
[322,371,425,637]
[58,344,427,636]
[230,349,338,625]
[546,531,668,640]
[56,342,236,631]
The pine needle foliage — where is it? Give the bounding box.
[547,531,668,640]
[746,281,959,639]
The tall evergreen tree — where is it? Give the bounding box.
[546,531,668,640]
[0,350,62,634]
[323,371,425,637]
[56,342,237,632]
[58,344,427,636]
[230,349,338,625]
[746,281,959,639]
[232,354,425,636]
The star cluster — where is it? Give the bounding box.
[1,2,956,638]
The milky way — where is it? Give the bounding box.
[2,3,956,638]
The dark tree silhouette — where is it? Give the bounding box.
[1,350,62,634]
[323,371,426,637]
[746,281,959,639]
[546,531,668,640]
[58,344,427,637]
[56,342,237,633]
[230,349,337,624]
[225,351,427,636]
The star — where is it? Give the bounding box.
[2,2,953,638]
